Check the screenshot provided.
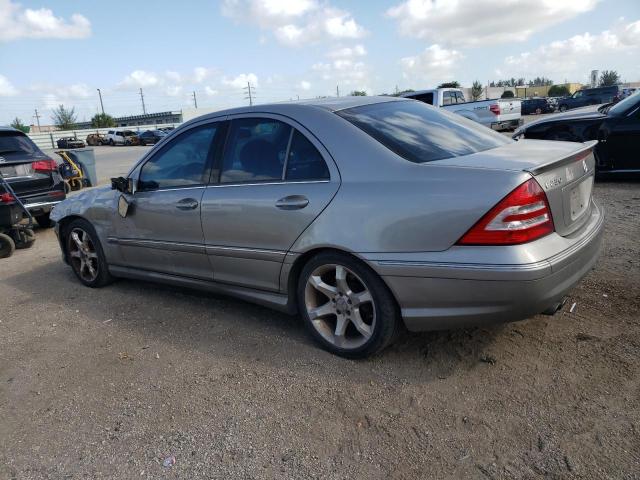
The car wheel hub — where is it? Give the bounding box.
[68,228,99,282]
[304,264,375,349]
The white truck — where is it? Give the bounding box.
[401,88,523,131]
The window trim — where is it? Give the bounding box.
[214,114,334,186]
[136,121,221,192]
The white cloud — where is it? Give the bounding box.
[299,80,311,91]
[399,44,464,85]
[205,86,219,96]
[387,0,598,47]
[193,67,215,83]
[222,73,259,88]
[501,19,640,82]
[121,70,161,88]
[0,74,18,96]
[0,0,91,41]
[221,0,365,46]
[327,44,366,58]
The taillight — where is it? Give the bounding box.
[489,104,501,115]
[0,192,15,203]
[456,178,554,245]
[31,159,58,173]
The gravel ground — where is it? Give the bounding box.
[1,175,639,477]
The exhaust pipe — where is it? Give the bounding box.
[542,297,567,316]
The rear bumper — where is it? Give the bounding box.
[370,200,604,331]
[491,118,524,131]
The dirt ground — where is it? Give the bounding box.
[0,180,639,479]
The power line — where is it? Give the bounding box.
[243,82,254,106]
[33,108,41,128]
[97,88,105,114]
[139,88,146,114]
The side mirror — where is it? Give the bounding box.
[111,176,133,194]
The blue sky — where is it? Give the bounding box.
[1,0,639,125]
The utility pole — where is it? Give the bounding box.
[97,88,105,114]
[336,85,340,97]
[139,88,147,114]
[33,108,41,129]
[192,91,198,109]
[395,85,399,95]
[243,82,253,106]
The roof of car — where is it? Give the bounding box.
[0,126,21,133]
[186,95,408,126]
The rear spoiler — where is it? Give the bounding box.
[525,140,597,175]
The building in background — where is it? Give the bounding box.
[73,111,183,129]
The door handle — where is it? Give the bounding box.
[176,198,199,210]
[275,195,309,210]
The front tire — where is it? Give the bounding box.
[65,219,114,288]
[297,252,400,358]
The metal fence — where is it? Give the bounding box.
[28,123,182,150]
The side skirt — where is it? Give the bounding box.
[108,265,297,315]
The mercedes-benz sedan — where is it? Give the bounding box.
[51,97,604,358]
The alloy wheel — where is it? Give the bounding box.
[304,264,376,349]
[68,228,99,282]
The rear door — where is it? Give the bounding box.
[200,114,340,292]
[600,106,640,171]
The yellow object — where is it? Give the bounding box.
[56,150,84,191]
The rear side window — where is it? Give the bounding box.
[336,100,510,164]
[410,93,434,105]
[0,132,39,155]
[285,130,329,181]
[220,118,291,183]
[443,91,453,106]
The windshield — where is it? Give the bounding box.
[605,91,640,116]
[336,100,510,164]
[0,131,39,155]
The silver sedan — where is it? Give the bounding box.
[51,96,604,358]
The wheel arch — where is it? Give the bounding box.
[283,246,399,314]
[55,214,89,263]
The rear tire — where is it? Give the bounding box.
[35,213,54,228]
[559,105,568,112]
[0,233,15,258]
[64,219,114,288]
[297,251,400,358]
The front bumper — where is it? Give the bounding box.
[369,200,604,331]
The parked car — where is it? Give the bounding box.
[51,97,603,358]
[86,133,107,146]
[557,86,621,112]
[401,88,523,130]
[106,129,139,146]
[513,91,640,174]
[521,97,554,115]
[137,129,167,146]
[56,137,85,149]
[1,127,66,228]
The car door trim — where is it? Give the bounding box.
[205,180,330,188]
[107,237,206,254]
[204,245,287,262]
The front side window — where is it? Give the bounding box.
[455,92,466,103]
[336,100,510,164]
[138,124,217,190]
[220,118,291,183]
[285,130,330,181]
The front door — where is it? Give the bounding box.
[200,115,340,292]
[115,122,221,279]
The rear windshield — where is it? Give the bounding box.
[336,100,510,163]
[0,131,39,155]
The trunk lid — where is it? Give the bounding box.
[0,131,56,196]
[433,139,597,236]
